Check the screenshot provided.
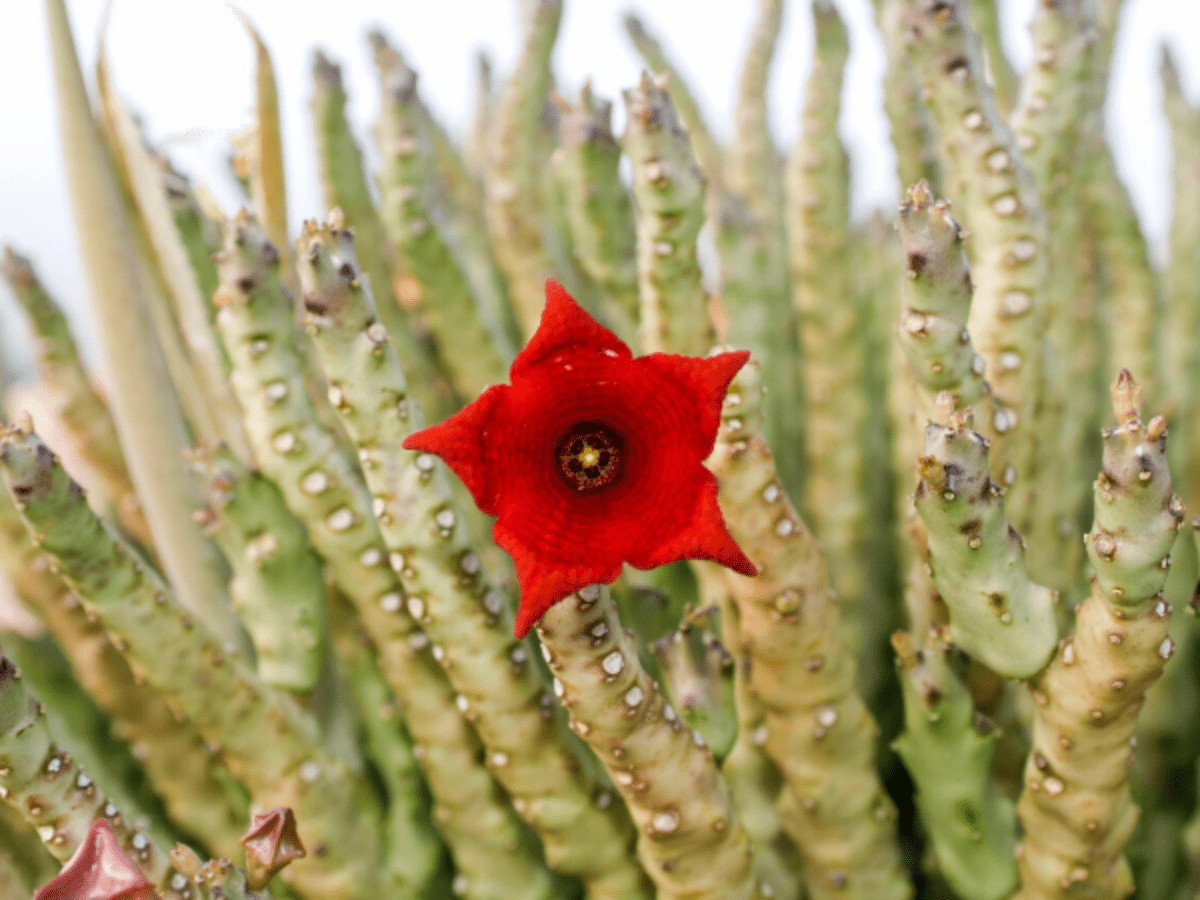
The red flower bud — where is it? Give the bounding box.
[404,279,756,636]
[240,807,305,890]
[34,819,155,900]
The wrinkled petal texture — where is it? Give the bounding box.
[404,280,755,637]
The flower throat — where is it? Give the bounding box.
[556,422,623,491]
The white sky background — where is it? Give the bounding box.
[0,0,1197,381]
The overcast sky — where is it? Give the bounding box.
[0,0,1197,381]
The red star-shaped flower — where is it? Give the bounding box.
[34,819,155,900]
[403,279,756,637]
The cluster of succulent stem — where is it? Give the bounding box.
[3,0,1200,898]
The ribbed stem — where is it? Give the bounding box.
[708,358,909,900]
[555,84,639,345]
[311,50,455,425]
[213,214,551,900]
[1015,372,1186,898]
[0,654,176,892]
[0,426,382,900]
[374,58,511,399]
[903,0,1048,541]
[0,247,151,548]
[484,0,564,338]
[786,0,868,641]
[622,74,713,357]
[0,472,248,857]
[298,215,647,900]
[538,586,756,900]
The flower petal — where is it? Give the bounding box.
[510,279,631,379]
[629,470,758,576]
[34,820,155,900]
[637,350,751,455]
[497,518,624,637]
[402,385,508,514]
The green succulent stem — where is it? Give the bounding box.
[554,84,639,345]
[538,586,757,900]
[965,0,1017,115]
[213,214,552,900]
[786,0,868,643]
[0,803,59,896]
[706,564,804,900]
[871,0,943,192]
[1015,372,1186,898]
[890,629,1017,900]
[0,427,383,900]
[327,595,451,900]
[297,215,648,900]
[622,13,724,194]
[0,471,249,858]
[903,0,1048,541]
[196,445,327,693]
[622,73,713,357]
[0,247,152,548]
[374,58,511,399]
[914,401,1059,679]
[4,632,177,850]
[0,653,177,893]
[1011,0,1101,595]
[1161,49,1200,516]
[708,357,909,900]
[484,0,564,338]
[719,0,804,510]
[310,50,455,426]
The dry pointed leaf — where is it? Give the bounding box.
[232,9,292,282]
[44,0,238,645]
[95,33,251,464]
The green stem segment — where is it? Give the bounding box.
[914,399,1059,679]
[622,14,724,193]
[1011,0,1100,595]
[890,629,1017,900]
[484,0,564,337]
[0,653,177,894]
[213,213,552,900]
[1161,48,1200,515]
[707,357,910,900]
[622,74,713,357]
[310,50,454,426]
[196,445,326,693]
[719,0,804,508]
[374,58,511,399]
[786,0,868,639]
[327,595,450,899]
[297,214,648,900]
[1015,372,1186,898]
[555,85,639,346]
[0,247,152,548]
[0,471,248,858]
[871,0,942,192]
[0,426,383,900]
[538,586,756,900]
[903,0,1048,538]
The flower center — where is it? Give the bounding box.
[556,422,623,492]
